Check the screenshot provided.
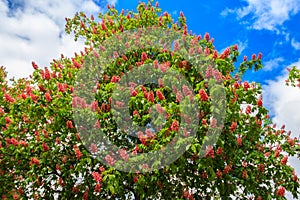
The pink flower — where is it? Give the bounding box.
[158,62,170,73]
[119,149,129,161]
[105,155,116,166]
[90,143,98,153]
[205,145,214,159]
[176,91,182,102]
[155,104,164,114]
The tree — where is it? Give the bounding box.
[1,1,299,199]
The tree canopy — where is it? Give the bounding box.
[0,1,299,199]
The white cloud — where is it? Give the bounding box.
[263,57,284,71]
[236,39,248,54]
[0,0,113,80]
[222,0,300,32]
[291,38,300,50]
[263,59,300,200]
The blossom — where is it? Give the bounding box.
[94,183,101,193]
[245,105,252,114]
[30,157,40,166]
[42,143,50,151]
[90,143,98,153]
[4,93,15,103]
[237,136,242,146]
[176,91,182,102]
[257,98,263,107]
[230,121,237,132]
[147,91,155,103]
[280,155,288,165]
[258,164,264,172]
[111,75,120,83]
[134,176,139,183]
[141,52,148,62]
[156,90,165,100]
[243,81,250,90]
[105,155,116,166]
[171,120,179,132]
[66,120,74,129]
[204,32,210,41]
[205,145,214,159]
[45,93,52,102]
[119,149,129,161]
[276,186,285,197]
[92,172,102,183]
[216,170,222,178]
[252,54,256,60]
[258,52,262,59]
[74,145,83,160]
[199,89,208,101]
[216,147,223,156]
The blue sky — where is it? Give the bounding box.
[0,0,299,198]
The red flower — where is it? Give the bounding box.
[216,147,223,156]
[252,54,256,60]
[94,183,101,193]
[237,136,242,146]
[171,120,179,132]
[42,143,50,151]
[156,90,165,100]
[199,89,208,101]
[74,145,83,159]
[141,52,148,62]
[243,56,247,61]
[245,105,252,114]
[204,32,210,41]
[243,81,250,90]
[45,93,52,102]
[155,1,159,7]
[72,58,82,69]
[66,120,74,129]
[258,52,262,59]
[258,164,264,172]
[147,91,155,103]
[280,155,288,165]
[32,61,38,70]
[30,157,40,165]
[276,186,285,197]
[11,138,18,146]
[216,170,222,178]
[205,145,214,159]
[201,171,207,179]
[133,176,139,183]
[111,75,120,83]
[230,121,237,132]
[5,117,12,124]
[257,98,263,107]
[92,171,102,182]
[133,110,140,117]
[4,93,16,103]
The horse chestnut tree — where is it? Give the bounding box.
[0,1,299,199]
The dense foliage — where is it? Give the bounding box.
[0,1,299,199]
